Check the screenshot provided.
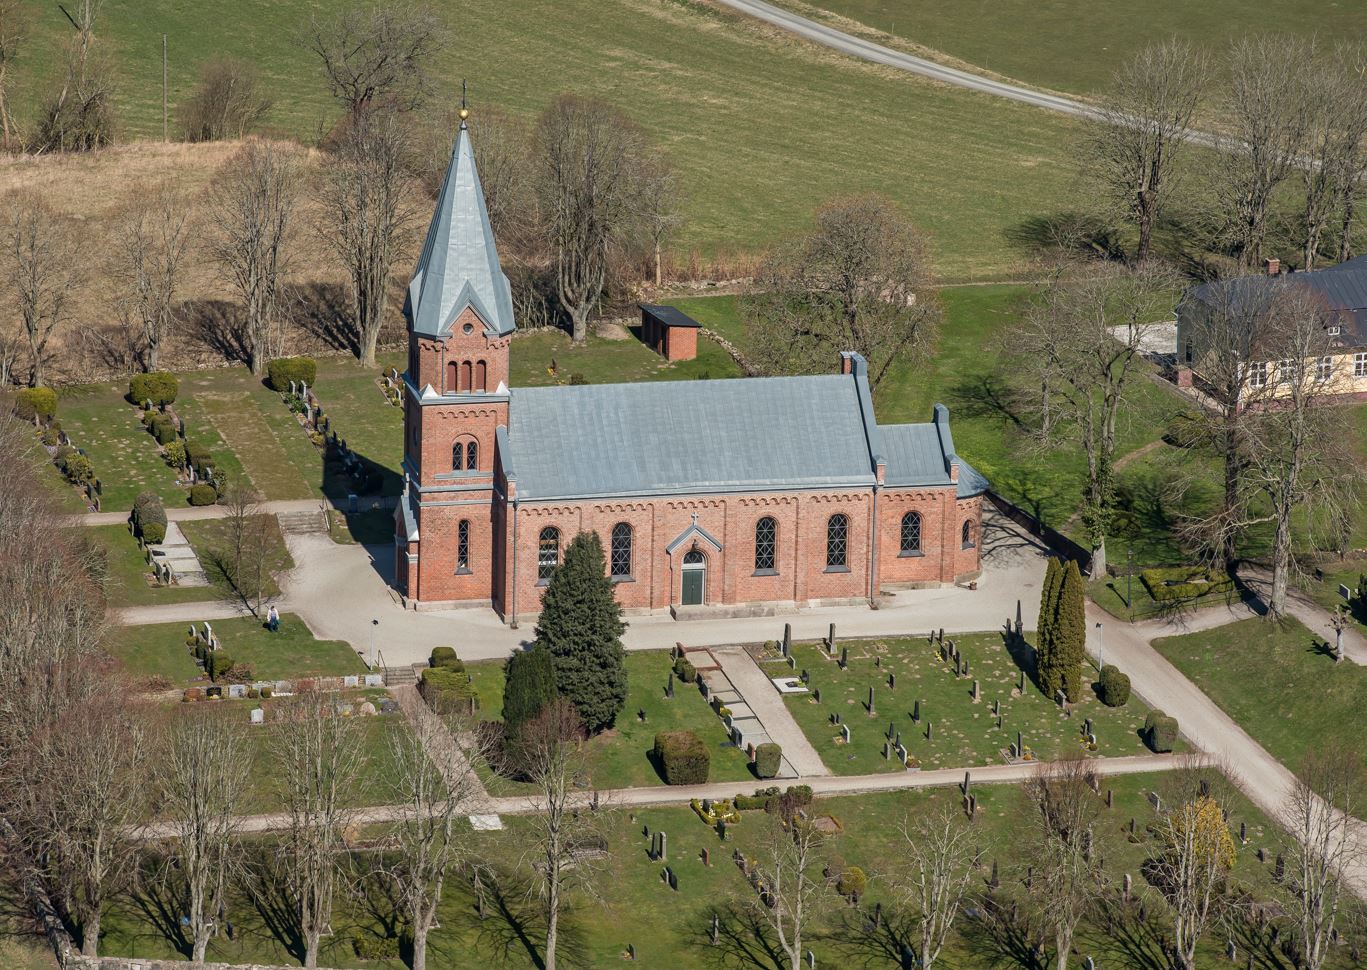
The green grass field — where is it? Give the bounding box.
[55,383,186,511]
[179,513,295,601]
[773,0,1367,96]
[466,650,756,791]
[105,613,364,686]
[1152,616,1364,773]
[9,0,1085,279]
[86,522,221,607]
[784,633,1158,775]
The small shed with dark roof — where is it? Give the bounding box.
[640,303,701,362]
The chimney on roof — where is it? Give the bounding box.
[1265,257,1280,276]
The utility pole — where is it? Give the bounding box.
[162,34,168,141]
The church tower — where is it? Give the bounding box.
[395,107,515,608]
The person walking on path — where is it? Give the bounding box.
[267,605,280,633]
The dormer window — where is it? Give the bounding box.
[1328,325,1342,337]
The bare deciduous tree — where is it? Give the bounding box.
[112,189,190,372]
[208,141,300,375]
[1086,39,1208,262]
[1214,35,1317,268]
[0,0,24,151]
[2,191,83,387]
[510,697,600,970]
[1279,747,1365,970]
[179,55,273,143]
[895,805,976,970]
[1013,260,1176,575]
[304,2,444,122]
[742,193,940,393]
[1300,44,1367,270]
[1022,754,1103,970]
[384,703,490,970]
[320,110,418,367]
[34,0,115,153]
[533,94,663,344]
[749,796,830,970]
[271,692,366,969]
[154,707,248,963]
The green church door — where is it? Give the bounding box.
[681,551,706,606]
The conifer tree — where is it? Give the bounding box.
[1055,559,1088,702]
[1036,557,1063,697]
[534,530,628,734]
[502,644,558,740]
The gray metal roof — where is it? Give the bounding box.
[1183,256,1367,346]
[881,409,989,497]
[640,304,701,328]
[505,373,880,500]
[404,123,516,339]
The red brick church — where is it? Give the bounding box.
[395,116,987,623]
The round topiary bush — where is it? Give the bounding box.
[654,730,710,785]
[673,656,697,683]
[141,519,167,544]
[1144,709,1179,753]
[754,742,782,779]
[188,483,218,506]
[14,387,58,422]
[1099,665,1131,707]
[266,356,318,393]
[163,439,187,468]
[57,452,95,484]
[129,372,179,407]
[150,414,179,445]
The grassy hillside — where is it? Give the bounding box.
[7,0,1083,279]
[771,0,1367,96]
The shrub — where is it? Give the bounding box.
[139,506,168,544]
[266,356,318,392]
[429,646,463,670]
[419,666,478,714]
[836,866,867,901]
[39,425,60,446]
[1098,665,1131,707]
[163,439,187,468]
[207,652,234,681]
[653,730,709,785]
[150,414,179,445]
[754,742,782,779]
[14,387,57,422]
[1140,566,1234,604]
[189,484,218,506]
[673,656,697,683]
[260,686,273,699]
[1161,411,1203,449]
[568,372,589,385]
[351,934,401,960]
[503,645,557,739]
[734,790,777,811]
[129,372,179,407]
[184,440,211,466]
[57,452,94,485]
[1144,709,1179,753]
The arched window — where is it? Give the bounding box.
[460,360,473,392]
[826,513,848,569]
[446,360,458,392]
[538,526,560,581]
[451,441,464,471]
[466,440,478,471]
[476,360,488,392]
[456,519,471,571]
[610,522,633,578]
[900,511,922,555]
[754,516,777,572]
[962,519,976,549]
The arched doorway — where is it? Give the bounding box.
[681,550,706,606]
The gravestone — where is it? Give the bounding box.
[840,645,848,669]
[227,684,247,699]
[867,686,875,714]
[1106,789,1114,809]
[702,848,710,867]
[963,771,972,795]
[841,723,850,744]
[627,944,636,960]
[1123,872,1132,902]
[887,720,895,740]
[1083,957,1095,970]
[1239,821,1247,844]
[912,699,921,723]
[883,741,890,759]
[249,707,264,725]
[659,831,667,862]
[806,951,815,969]
[814,687,822,703]
[989,859,1000,888]
[828,623,837,651]
[344,675,359,688]
[801,668,810,684]
[888,672,896,689]
[666,672,675,698]
[712,913,719,945]
[966,793,977,817]
[1226,940,1236,961]
[1016,731,1023,758]
[925,720,933,741]
[972,679,981,702]
[783,623,792,656]
[365,673,384,687]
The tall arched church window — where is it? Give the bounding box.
[610,522,633,578]
[538,527,561,581]
[826,514,848,569]
[754,516,777,572]
[900,512,922,554]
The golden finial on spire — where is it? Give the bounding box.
[458,79,470,122]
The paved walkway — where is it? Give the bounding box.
[1237,566,1367,666]
[131,752,1177,839]
[73,497,341,528]
[392,685,494,812]
[710,646,829,777]
[1086,602,1367,900]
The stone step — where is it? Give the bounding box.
[277,510,327,534]
[384,665,419,686]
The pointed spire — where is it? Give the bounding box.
[404,100,515,339]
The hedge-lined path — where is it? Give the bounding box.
[73,496,377,527]
[1235,565,1367,665]
[198,392,316,501]
[709,646,830,778]
[130,751,1179,840]
[1085,601,1367,901]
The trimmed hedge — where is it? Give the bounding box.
[429,647,465,672]
[419,666,478,713]
[837,866,867,901]
[14,387,58,422]
[267,356,318,393]
[129,372,179,407]
[207,652,234,681]
[1144,709,1179,753]
[184,440,215,478]
[133,491,168,544]
[1139,566,1234,604]
[150,414,179,445]
[1098,665,1131,707]
[754,742,782,779]
[188,484,218,506]
[57,451,94,484]
[673,656,697,683]
[654,730,709,785]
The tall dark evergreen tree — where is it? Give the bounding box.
[1037,557,1063,697]
[534,531,628,734]
[1055,559,1088,702]
[502,644,558,739]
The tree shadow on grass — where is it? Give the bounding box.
[823,903,917,968]
[285,281,358,357]
[946,373,1030,431]
[183,299,251,367]
[1004,212,1127,262]
[691,901,788,970]
[455,864,591,970]
[1082,894,1170,970]
[957,892,1048,970]
[128,863,194,959]
[238,854,306,966]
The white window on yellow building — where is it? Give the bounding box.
[1316,356,1333,382]
[1278,359,1295,384]
[1249,362,1268,388]
[1356,352,1367,378]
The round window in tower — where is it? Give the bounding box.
[462,322,474,335]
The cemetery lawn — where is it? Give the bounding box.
[327,508,400,545]
[179,514,294,601]
[508,328,742,389]
[105,614,365,686]
[56,382,186,511]
[1152,616,1364,773]
[783,633,1158,775]
[466,650,756,793]
[93,772,1300,969]
[87,523,220,607]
